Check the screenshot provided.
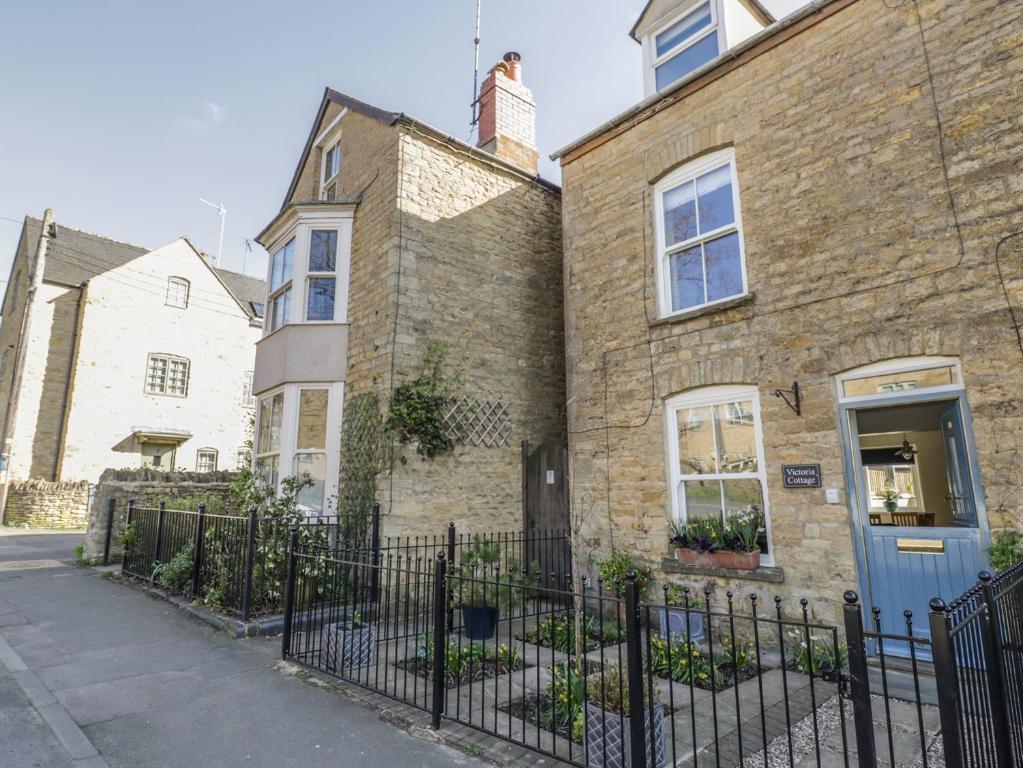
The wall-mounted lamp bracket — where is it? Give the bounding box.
[774,382,801,416]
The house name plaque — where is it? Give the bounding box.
[782,464,822,488]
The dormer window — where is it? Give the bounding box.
[652,2,719,90]
[321,140,341,201]
[635,0,772,97]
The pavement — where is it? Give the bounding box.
[0,527,486,768]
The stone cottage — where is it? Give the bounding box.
[251,54,564,535]
[552,0,1023,632]
[0,212,264,524]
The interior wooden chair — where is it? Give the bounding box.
[891,511,919,527]
[869,513,883,525]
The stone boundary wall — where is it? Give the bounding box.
[2,480,90,529]
[82,468,240,564]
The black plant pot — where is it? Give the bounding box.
[461,605,498,640]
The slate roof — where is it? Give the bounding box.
[12,216,266,321]
[214,268,266,320]
[25,216,148,288]
[279,87,560,209]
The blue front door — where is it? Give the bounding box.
[850,396,988,655]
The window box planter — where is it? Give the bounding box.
[461,605,498,640]
[711,550,760,570]
[658,606,704,641]
[673,548,715,567]
[323,620,377,669]
[584,700,666,768]
[674,548,760,571]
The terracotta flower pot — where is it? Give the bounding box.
[673,548,715,567]
[711,550,760,570]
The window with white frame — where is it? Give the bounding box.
[196,449,218,473]
[236,448,252,470]
[321,140,341,201]
[666,385,770,556]
[145,354,189,397]
[255,391,283,488]
[306,229,337,322]
[165,276,190,309]
[268,238,295,332]
[253,383,340,515]
[655,148,746,316]
[294,388,329,513]
[242,371,255,408]
[651,1,720,91]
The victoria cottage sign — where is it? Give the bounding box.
[782,464,822,488]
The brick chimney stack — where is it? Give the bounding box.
[476,51,539,174]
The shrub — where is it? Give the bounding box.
[596,551,651,597]
[989,528,1023,574]
[118,522,138,549]
[663,583,703,609]
[152,544,194,595]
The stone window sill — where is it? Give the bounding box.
[661,557,785,583]
[648,292,756,329]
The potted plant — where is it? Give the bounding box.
[658,583,704,641]
[457,536,502,640]
[323,609,377,669]
[713,508,763,570]
[669,518,719,566]
[584,665,665,768]
[880,484,900,513]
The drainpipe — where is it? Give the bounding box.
[0,208,53,518]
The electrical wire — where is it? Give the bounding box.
[993,231,1023,362]
[15,241,257,320]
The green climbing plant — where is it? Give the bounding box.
[386,340,462,458]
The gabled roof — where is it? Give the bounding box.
[279,87,560,210]
[8,215,266,321]
[24,216,148,288]
[629,0,775,41]
[214,268,267,320]
[281,88,402,208]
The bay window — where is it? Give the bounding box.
[655,148,746,317]
[255,391,283,488]
[665,385,771,559]
[268,238,294,332]
[306,229,337,321]
[252,383,342,516]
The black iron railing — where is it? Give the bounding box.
[281,542,958,768]
[930,561,1023,768]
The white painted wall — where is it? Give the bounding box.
[6,281,73,480]
[58,239,259,480]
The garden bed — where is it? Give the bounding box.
[395,640,528,689]
[516,612,624,653]
[648,634,771,692]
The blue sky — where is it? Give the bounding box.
[0,0,806,282]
